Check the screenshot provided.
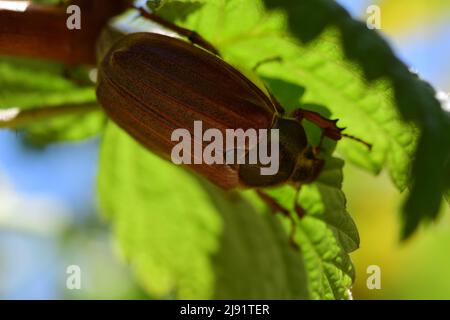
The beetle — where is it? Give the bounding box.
[96,8,370,245]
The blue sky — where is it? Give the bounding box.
[336,0,450,89]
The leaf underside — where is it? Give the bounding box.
[0,0,448,300]
[0,57,103,143]
[98,122,357,299]
[260,0,450,239]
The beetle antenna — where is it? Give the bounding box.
[292,109,372,150]
[341,133,372,150]
[135,6,221,56]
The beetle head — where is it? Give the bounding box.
[289,146,325,185]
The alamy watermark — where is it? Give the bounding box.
[366,265,381,290]
[66,5,81,30]
[366,5,382,30]
[66,265,81,290]
[171,121,280,175]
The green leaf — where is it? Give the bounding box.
[162,0,448,237]
[162,0,414,185]
[299,162,358,300]
[155,1,205,21]
[0,57,104,143]
[262,158,358,299]
[145,0,416,192]
[100,0,358,299]
[258,0,450,239]
[98,123,357,299]
[22,107,106,145]
[98,122,310,299]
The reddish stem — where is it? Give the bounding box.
[0,0,129,65]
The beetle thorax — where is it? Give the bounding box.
[237,117,324,188]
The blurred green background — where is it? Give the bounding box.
[0,0,449,299]
[341,0,450,299]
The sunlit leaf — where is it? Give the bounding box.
[98,122,310,299]
[262,157,358,299]
[258,0,450,238]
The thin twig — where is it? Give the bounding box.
[0,0,130,64]
[0,102,100,128]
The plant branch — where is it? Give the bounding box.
[0,0,130,65]
[0,102,100,128]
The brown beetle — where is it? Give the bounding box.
[96,9,370,244]
[0,1,369,246]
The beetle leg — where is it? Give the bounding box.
[256,189,299,249]
[251,57,285,114]
[293,109,343,141]
[293,186,305,219]
[252,56,283,72]
[294,109,338,153]
[256,189,289,216]
[137,8,221,56]
[312,131,326,155]
[293,109,372,149]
